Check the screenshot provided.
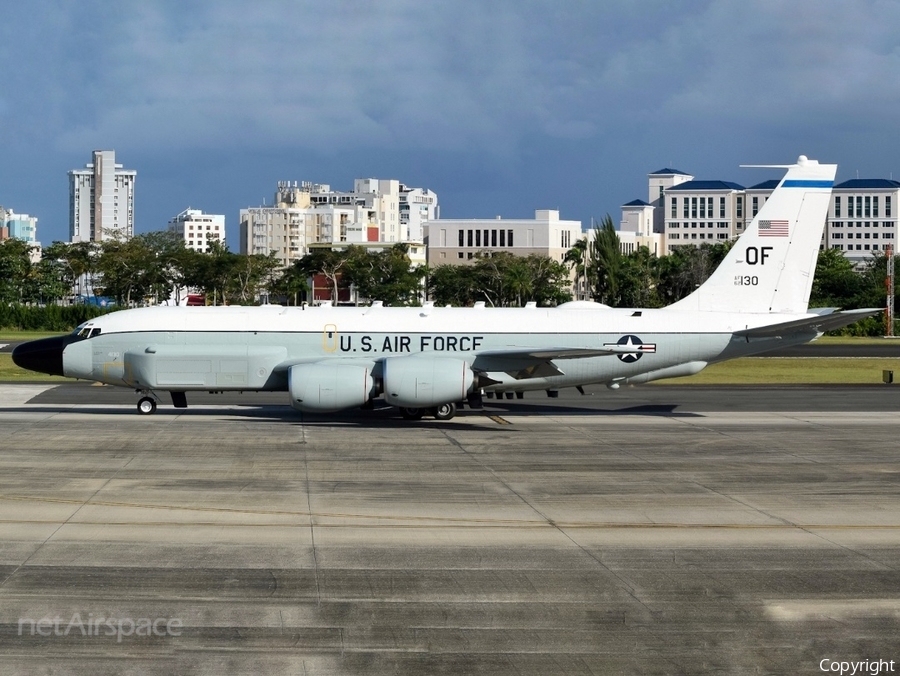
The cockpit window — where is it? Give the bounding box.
[75,325,101,339]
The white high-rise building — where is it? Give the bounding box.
[400,185,439,241]
[241,179,435,267]
[619,201,664,256]
[68,150,136,243]
[168,208,225,253]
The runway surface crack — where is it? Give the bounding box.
[302,440,321,605]
[0,454,139,590]
[438,428,655,614]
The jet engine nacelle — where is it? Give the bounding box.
[382,356,474,408]
[289,363,374,413]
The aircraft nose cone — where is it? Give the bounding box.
[11,335,74,377]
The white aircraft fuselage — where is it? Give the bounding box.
[12,156,878,420]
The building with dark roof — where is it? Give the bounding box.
[836,179,900,191]
[649,168,692,176]
[716,175,899,264]
[827,178,900,265]
[667,180,745,192]
[619,167,900,264]
[619,199,663,257]
[662,177,749,252]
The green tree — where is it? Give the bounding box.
[28,257,72,304]
[182,240,241,305]
[519,254,572,306]
[427,253,571,307]
[656,242,732,305]
[95,233,159,306]
[42,241,100,298]
[618,246,663,308]
[344,244,425,306]
[427,264,477,306]
[0,239,36,304]
[293,247,356,303]
[588,215,623,305]
[564,238,588,300]
[268,263,310,306]
[232,252,281,304]
[809,247,868,309]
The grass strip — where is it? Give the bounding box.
[0,354,70,383]
[656,357,900,385]
[0,331,65,342]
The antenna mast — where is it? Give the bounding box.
[886,244,895,337]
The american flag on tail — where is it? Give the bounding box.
[758,219,789,237]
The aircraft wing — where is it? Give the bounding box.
[735,308,882,338]
[476,347,627,360]
[473,346,631,380]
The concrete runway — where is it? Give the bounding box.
[0,383,899,675]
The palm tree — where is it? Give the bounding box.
[589,214,622,305]
[564,238,588,300]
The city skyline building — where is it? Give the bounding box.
[5,210,39,245]
[168,208,225,253]
[240,178,435,267]
[68,150,136,243]
[399,184,439,241]
[423,209,583,297]
[622,167,899,268]
[0,205,41,263]
[424,210,582,265]
[662,177,747,253]
[826,179,900,266]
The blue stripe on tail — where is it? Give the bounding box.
[782,180,833,188]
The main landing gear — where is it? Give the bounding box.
[400,402,457,421]
[137,396,157,415]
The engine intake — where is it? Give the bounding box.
[289,363,374,413]
[383,356,474,408]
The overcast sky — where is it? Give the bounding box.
[2,0,899,246]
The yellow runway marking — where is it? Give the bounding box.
[486,414,511,425]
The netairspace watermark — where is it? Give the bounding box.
[820,659,896,675]
[18,613,183,643]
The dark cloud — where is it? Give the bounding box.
[1,0,898,244]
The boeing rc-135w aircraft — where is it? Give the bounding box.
[13,156,878,420]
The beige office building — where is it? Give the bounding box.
[424,210,582,267]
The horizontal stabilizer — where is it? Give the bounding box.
[735,308,881,338]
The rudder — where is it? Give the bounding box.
[666,155,836,314]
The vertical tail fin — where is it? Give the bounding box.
[666,155,836,314]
